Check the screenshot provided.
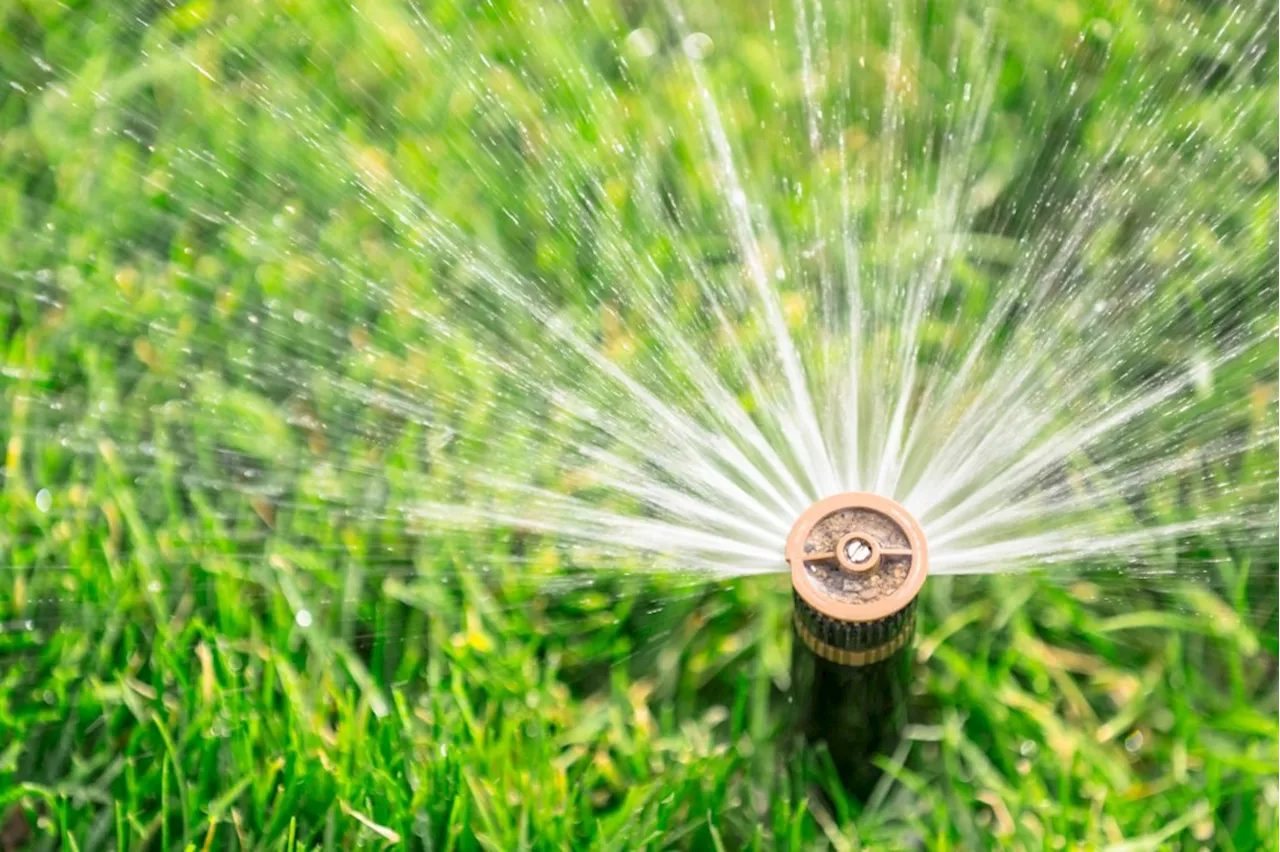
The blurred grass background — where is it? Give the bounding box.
[1,0,1277,849]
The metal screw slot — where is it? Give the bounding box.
[844,538,872,564]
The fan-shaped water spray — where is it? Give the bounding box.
[4,0,1275,593]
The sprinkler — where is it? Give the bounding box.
[786,492,928,796]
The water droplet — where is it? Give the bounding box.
[682,33,714,61]
[35,488,51,513]
[295,609,313,628]
[1189,353,1213,396]
[625,28,657,59]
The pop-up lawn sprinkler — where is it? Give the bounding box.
[787,492,928,796]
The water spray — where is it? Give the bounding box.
[786,492,928,796]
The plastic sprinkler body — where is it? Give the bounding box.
[786,492,928,797]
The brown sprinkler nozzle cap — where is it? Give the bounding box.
[786,492,928,624]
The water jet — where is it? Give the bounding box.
[787,492,928,796]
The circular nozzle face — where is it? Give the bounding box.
[786,492,928,623]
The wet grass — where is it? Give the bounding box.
[1,0,1278,849]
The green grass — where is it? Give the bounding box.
[1,0,1277,849]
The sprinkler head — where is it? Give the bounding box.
[787,491,928,622]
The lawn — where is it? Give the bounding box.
[1,0,1277,849]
